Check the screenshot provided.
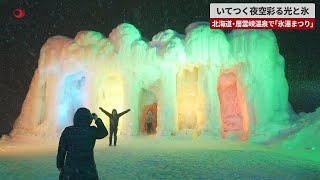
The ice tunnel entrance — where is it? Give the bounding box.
[139,89,157,134]
[217,72,248,141]
[101,74,124,130]
[177,67,198,130]
[57,71,89,132]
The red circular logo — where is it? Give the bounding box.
[13,8,25,18]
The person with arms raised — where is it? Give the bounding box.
[99,107,130,146]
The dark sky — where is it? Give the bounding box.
[0,0,319,136]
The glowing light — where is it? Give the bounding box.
[218,72,249,141]
[177,67,202,130]
[11,24,289,142]
[98,74,125,133]
[57,72,88,131]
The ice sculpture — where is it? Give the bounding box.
[10,22,289,141]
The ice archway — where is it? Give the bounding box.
[10,22,289,142]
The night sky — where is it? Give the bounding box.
[0,0,319,136]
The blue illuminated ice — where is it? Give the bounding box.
[10,22,291,142]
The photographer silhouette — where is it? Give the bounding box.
[57,108,108,180]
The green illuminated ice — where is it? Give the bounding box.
[11,22,292,143]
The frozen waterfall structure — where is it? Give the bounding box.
[11,22,289,141]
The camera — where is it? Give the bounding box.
[91,113,98,120]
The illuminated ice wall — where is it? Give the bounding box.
[10,22,289,141]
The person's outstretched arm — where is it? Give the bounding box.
[56,129,68,171]
[94,118,108,139]
[99,107,112,117]
[118,109,130,117]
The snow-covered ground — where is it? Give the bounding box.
[0,136,319,180]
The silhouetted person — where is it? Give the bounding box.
[57,108,108,180]
[146,111,154,135]
[99,107,130,146]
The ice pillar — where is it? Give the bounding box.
[158,65,177,135]
[207,68,222,137]
[196,66,209,134]
[42,73,61,134]
[125,74,141,135]
[10,69,46,136]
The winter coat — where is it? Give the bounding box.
[100,108,130,128]
[146,112,154,124]
[57,108,108,180]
